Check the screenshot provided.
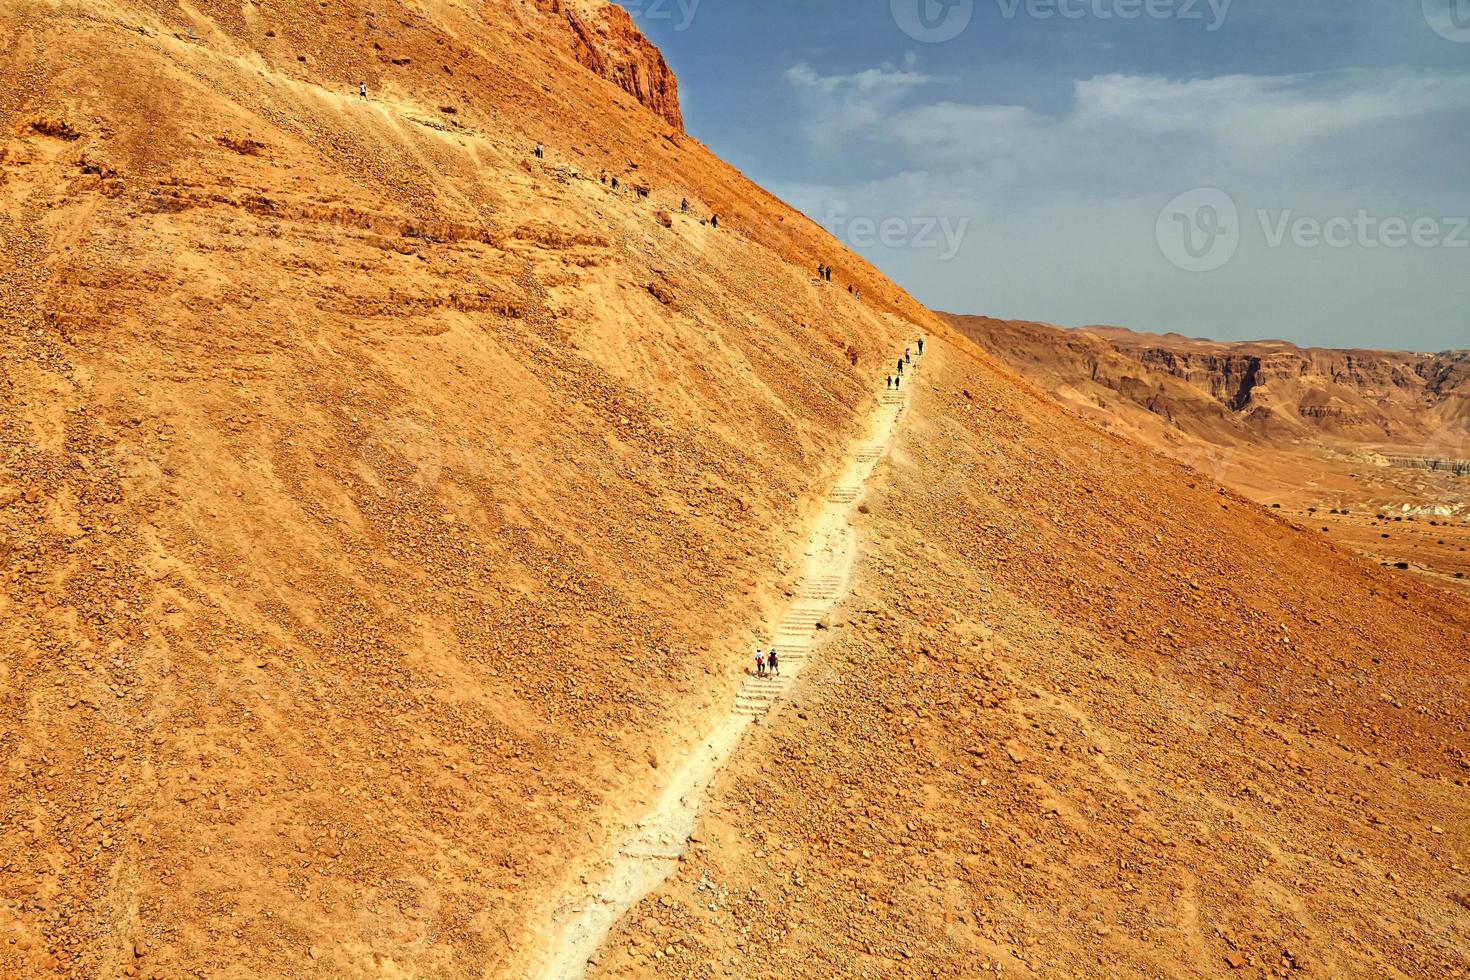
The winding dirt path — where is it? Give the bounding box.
[521,355,921,979]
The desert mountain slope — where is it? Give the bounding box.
[597,335,1470,979]
[0,1,925,974]
[947,315,1470,595]
[2,3,1468,978]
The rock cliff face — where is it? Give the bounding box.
[537,0,684,130]
[948,315,1470,448]
[1381,455,1470,476]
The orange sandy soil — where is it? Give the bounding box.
[3,2,1469,978]
[595,339,1470,978]
[0,0,919,974]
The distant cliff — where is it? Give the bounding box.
[946,314,1470,450]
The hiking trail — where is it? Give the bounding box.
[523,354,921,979]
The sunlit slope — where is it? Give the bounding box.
[0,1,936,974]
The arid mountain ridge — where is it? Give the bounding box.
[947,314,1470,454]
[3,2,1469,978]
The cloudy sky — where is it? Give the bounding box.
[622,0,1470,351]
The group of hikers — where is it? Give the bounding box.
[816,263,862,300]
[748,338,925,672]
[346,92,717,225]
[752,647,781,678]
[885,339,923,389]
[530,141,724,227]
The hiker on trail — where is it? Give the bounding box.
[755,649,766,677]
[918,337,925,355]
[611,176,620,190]
[886,375,892,390]
[534,142,544,159]
[711,214,719,228]
[847,284,853,295]
[817,263,825,280]
[905,348,912,364]
[681,198,689,212]
[856,288,861,299]
[825,266,832,282]
[359,82,367,99]
[897,358,904,376]
[768,648,780,677]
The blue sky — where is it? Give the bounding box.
[620,0,1470,351]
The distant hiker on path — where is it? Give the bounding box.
[897,358,904,376]
[905,348,912,364]
[359,82,367,99]
[918,337,925,355]
[711,214,719,228]
[755,649,766,677]
[886,376,892,390]
[681,197,689,212]
[768,648,780,676]
[534,142,544,159]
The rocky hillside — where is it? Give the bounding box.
[948,314,1470,453]
[3,3,1468,978]
[0,1,921,974]
[596,334,1470,978]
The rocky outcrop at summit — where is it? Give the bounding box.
[538,0,684,130]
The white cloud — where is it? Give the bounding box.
[783,62,945,150]
[779,62,1470,347]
